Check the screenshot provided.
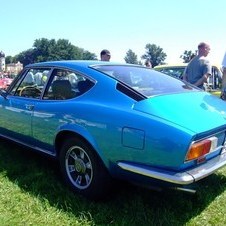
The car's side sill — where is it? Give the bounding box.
[0,134,56,157]
[117,151,226,185]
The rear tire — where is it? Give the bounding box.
[59,137,111,200]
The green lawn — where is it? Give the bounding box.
[0,139,226,225]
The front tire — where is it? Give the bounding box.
[59,137,111,200]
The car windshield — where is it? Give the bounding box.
[92,65,199,97]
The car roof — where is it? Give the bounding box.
[26,60,130,69]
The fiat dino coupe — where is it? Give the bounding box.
[0,60,226,200]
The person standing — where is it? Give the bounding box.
[144,59,152,68]
[100,49,111,61]
[183,42,211,89]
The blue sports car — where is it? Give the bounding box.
[1,60,226,200]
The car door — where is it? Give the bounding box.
[31,68,82,153]
[0,68,51,145]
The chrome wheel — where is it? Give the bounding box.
[60,137,112,200]
[65,145,93,189]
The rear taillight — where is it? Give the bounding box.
[186,137,218,161]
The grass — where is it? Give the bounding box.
[1,139,226,225]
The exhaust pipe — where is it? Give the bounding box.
[172,187,197,194]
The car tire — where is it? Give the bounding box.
[59,137,111,200]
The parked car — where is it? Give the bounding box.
[154,63,223,90]
[1,60,226,200]
[154,63,186,80]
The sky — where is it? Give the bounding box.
[1,0,225,65]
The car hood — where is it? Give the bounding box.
[133,92,226,133]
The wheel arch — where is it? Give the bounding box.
[54,130,108,168]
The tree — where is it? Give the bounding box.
[5,56,15,64]
[124,49,138,64]
[14,38,97,66]
[142,44,167,67]
[180,50,197,63]
[81,50,98,60]
[15,48,36,66]
[33,38,56,62]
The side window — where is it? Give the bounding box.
[12,68,51,98]
[43,69,94,100]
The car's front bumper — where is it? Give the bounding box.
[117,151,226,185]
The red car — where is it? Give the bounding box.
[0,77,13,89]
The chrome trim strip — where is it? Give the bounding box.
[117,151,226,185]
[193,129,226,143]
[0,134,56,157]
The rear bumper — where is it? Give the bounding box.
[117,151,226,185]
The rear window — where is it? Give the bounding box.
[92,65,199,97]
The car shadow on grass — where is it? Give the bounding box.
[0,139,226,226]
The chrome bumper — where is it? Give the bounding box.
[117,151,226,185]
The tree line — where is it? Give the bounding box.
[5,38,196,67]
